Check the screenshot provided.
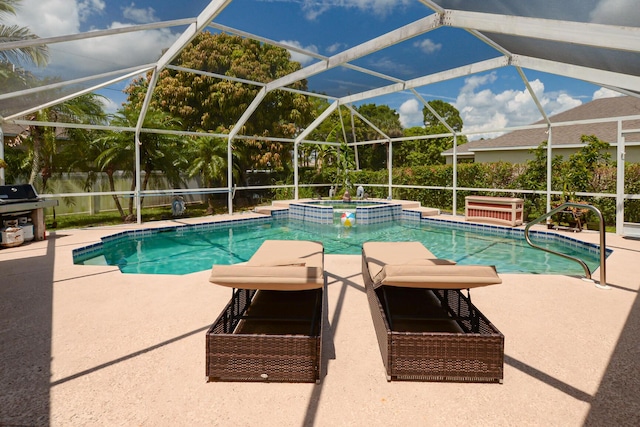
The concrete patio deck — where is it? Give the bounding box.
[1,213,639,426]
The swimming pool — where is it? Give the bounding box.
[73,217,608,276]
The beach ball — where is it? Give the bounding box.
[341,212,356,227]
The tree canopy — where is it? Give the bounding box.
[422,99,463,131]
[354,103,402,169]
[126,32,316,172]
[395,100,467,166]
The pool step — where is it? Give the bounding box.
[254,206,288,215]
[406,207,440,217]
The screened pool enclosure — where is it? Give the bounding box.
[1,0,639,234]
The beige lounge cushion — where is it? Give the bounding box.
[209,265,324,290]
[372,264,501,289]
[209,240,324,291]
[363,241,501,290]
[363,241,437,278]
[247,240,323,269]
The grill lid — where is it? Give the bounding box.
[0,184,40,204]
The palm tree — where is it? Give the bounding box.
[93,129,134,219]
[95,107,185,219]
[16,94,107,191]
[186,136,239,214]
[313,143,335,173]
[0,0,49,71]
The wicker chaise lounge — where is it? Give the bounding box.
[362,241,504,383]
[207,240,326,383]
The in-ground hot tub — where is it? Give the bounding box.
[288,200,403,225]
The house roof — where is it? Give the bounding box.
[1,122,28,138]
[1,122,69,145]
[444,96,640,157]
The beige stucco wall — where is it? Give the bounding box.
[447,145,640,165]
[623,145,640,163]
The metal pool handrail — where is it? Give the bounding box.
[524,202,608,289]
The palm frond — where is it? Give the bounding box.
[0,0,19,17]
[0,24,49,67]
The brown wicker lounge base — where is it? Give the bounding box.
[206,288,323,383]
[207,240,326,383]
[362,242,504,383]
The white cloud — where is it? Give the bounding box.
[592,87,624,100]
[48,23,179,76]
[99,94,120,115]
[359,0,411,16]
[301,2,330,21]
[279,40,319,66]
[413,39,442,54]
[398,99,423,128]
[79,0,105,23]
[590,0,640,26]
[122,3,158,24]
[5,0,180,77]
[8,0,81,37]
[301,0,411,20]
[454,72,583,140]
[325,42,345,55]
[549,93,582,115]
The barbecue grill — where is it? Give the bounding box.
[0,184,58,242]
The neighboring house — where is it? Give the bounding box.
[443,96,640,164]
[1,122,28,146]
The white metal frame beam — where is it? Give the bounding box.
[513,55,640,92]
[339,56,508,105]
[420,0,514,57]
[342,104,389,141]
[222,10,443,207]
[0,64,155,102]
[616,121,625,234]
[515,67,551,125]
[293,101,340,199]
[411,89,455,134]
[265,13,443,93]
[4,67,153,121]
[165,65,339,102]
[133,0,234,220]
[0,19,195,51]
[443,10,640,54]
[207,22,406,85]
[134,70,159,223]
[155,0,233,71]
[295,101,340,145]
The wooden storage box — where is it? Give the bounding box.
[465,196,524,226]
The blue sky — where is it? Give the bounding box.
[6,0,634,138]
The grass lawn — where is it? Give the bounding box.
[45,202,240,230]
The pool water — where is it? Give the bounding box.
[75,218,606,276]
[306,201,381,209]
